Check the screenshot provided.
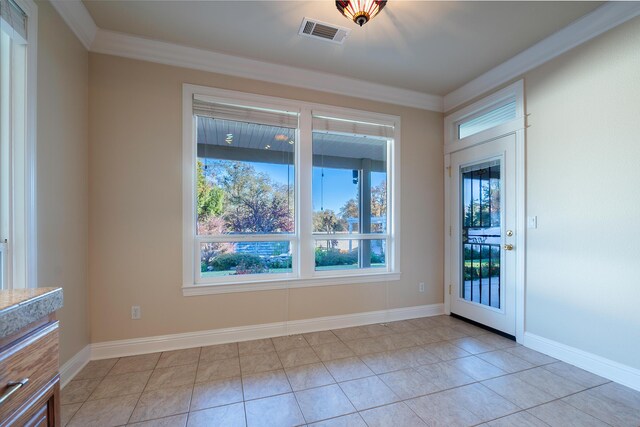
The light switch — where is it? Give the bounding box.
[527,216,537,229]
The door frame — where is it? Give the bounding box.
[443,80,526,342]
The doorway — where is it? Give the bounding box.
[443,81,525,340]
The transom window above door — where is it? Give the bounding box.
[182,85,401,295]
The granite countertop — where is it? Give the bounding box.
[0,287,63,339]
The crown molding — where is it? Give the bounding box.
[49,0,639,113]
[90,29,443,112]
[49,0,97,50]
[47,0,442,111]
[443,2,640,112]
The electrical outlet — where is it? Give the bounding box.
[131,305,141,320]
[419,282,425,292]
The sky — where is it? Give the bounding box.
[250,162,384,214]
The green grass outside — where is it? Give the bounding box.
[201,263,386,277]
[464,259,499,268]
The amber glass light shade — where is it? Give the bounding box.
[336,0,387,27]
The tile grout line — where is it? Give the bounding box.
[271,336,308,427]
[126,352,166,425]
[63,356,123,426]
[236,342,250,427]
[184,346,203,426]
[64,317,629,427]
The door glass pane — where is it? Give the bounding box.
[461,160,501,308]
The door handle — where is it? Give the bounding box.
[0,378,29,405]
[503,244,514,251]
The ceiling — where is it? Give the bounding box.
[197,117,387,167]
[82,1,601,96]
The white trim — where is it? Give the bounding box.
[443,2,640,111]
[443,155,451,315]
[59,344,91,389]
[183,272,401,296]
[523,332,640,392]
[3,0,37,289]
[181,86,194,291]
[514,127,526,343]
[92,29,442,112]
[24,0,36,289]
[443,81,526,341]
[90,303,444,360]
[49,0,97,50]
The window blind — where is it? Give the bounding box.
[0,0,27,41]
[312,115,394,139]
[458,100,516,139]
[193,96,298,129]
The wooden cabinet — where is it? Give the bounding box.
[0,316,61,427]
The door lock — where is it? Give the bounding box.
[503,244,514,251]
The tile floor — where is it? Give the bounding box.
[61,315,640,427]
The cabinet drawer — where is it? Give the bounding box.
[22,403,48,427]
[0,322,59,423]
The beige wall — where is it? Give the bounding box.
[524,17,640,369]
[88,54,443,342]
[37,0,89,364]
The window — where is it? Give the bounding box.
[0,0,37,290]
[457,100,516,139]
[183,86,400,293]
[312,116,391,273]
[193,99,297,283]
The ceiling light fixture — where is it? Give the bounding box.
[336,0,387,27]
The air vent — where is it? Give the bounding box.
[298,18,351,44]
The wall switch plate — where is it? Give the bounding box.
[131,305,141,320]
[419,282,425,292]
[527,216,538,229]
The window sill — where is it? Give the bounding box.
[182,272,402,296]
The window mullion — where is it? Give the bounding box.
[298,108,313,279]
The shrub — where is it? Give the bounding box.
[315,248,358,267]
[463,264,499,280]
[235,260,268,275]
[266,256,292,269]
[370,252,385,264]
[210,253,265,272]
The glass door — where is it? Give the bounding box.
[450,133,516,335]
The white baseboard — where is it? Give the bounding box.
[91,304,444,360]
[523,332,640,392]
[59,345,91,389]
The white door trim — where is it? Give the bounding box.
[444,80,526,342]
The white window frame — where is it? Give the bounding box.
[0,0,37,290]
[182,84,401,296]
[444,81,524,155]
